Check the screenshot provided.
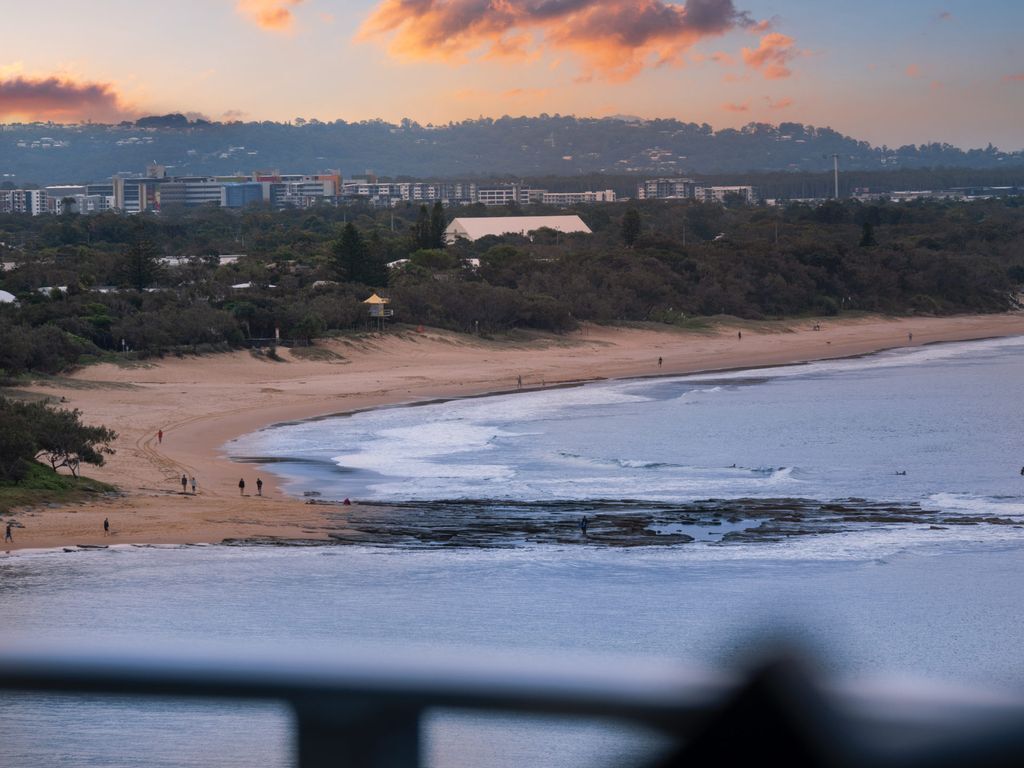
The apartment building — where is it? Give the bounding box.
[0,189,47,215]
[637,178,704,200]
[541,189,617,205]
[702,185,758,204]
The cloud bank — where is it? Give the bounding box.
[358,0,765,81]
[0,75,135,122]
[237,0,304,31]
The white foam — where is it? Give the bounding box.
[928,493,1024,517]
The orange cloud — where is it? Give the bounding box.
[741,32,796,79]
[765,96,793,110]
[905,63,921,77]
[721,101,749,112]
[236,0,304,31]
[0,75,135,122]
[1004,73,1024,82]
[358,0,762,81]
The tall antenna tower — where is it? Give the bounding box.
[831,153,840,198]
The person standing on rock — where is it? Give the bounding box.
[239,478,246,496]
[256,477,263,497]
[181,474,188,494]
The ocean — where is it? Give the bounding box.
[3,336,1024,767]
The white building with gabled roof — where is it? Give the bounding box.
[444,215,592,244]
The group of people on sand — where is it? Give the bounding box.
[238,477,263,496]
[157,429,267,499]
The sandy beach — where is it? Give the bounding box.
[3,312,1024,552]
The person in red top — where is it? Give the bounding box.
[158,429,163,444]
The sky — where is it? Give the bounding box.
[1,0,1022,150]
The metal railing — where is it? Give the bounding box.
[3,643,1024,767]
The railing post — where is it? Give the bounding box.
[294,700,421,768]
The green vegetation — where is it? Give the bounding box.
[1,195,1023,380]
[0,395,117,513]
[0,462,114,516]
[0,397,117,482]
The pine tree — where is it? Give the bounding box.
[332,223,367,282]
[429,201,447,248]
[859,221,877,247]
[121,230,161,290]
[622,207,641,247]
[413,204,433,250]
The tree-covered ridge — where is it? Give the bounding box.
[1,195,1022,380]
[2,116,1022,185]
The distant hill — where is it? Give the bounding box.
[1,115,1022,186]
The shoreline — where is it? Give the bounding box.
[245,331,1005,436]
[3,312,1024,553]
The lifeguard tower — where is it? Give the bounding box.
[363,292,393,331]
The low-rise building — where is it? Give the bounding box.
[444,215,592,244]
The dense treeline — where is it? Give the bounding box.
[1,195,1023,378]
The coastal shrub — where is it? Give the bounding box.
[0,397,116,481]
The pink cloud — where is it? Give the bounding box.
[0,74,136,122]
[236,0,304,32]
[906,63,921,78]
[741,32,797,79]
[765,96,793,110]
[721,101,749,112]
[1004,73,1024,83]
[358,0,765,81]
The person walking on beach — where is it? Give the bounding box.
[517,374,522,389]
[103,517,110,535]
[238,478,246,496]
[737,331,742,340]
[190,476,197,495]
[181,474,188,493]
[4,522,12,543]
[158,429,163,444]
[658,356,663,368]
[908,332,913,342]
[256,477,263,497]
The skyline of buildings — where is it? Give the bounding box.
[2,164,1022,218]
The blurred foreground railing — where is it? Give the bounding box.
[3,643,1024,767]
